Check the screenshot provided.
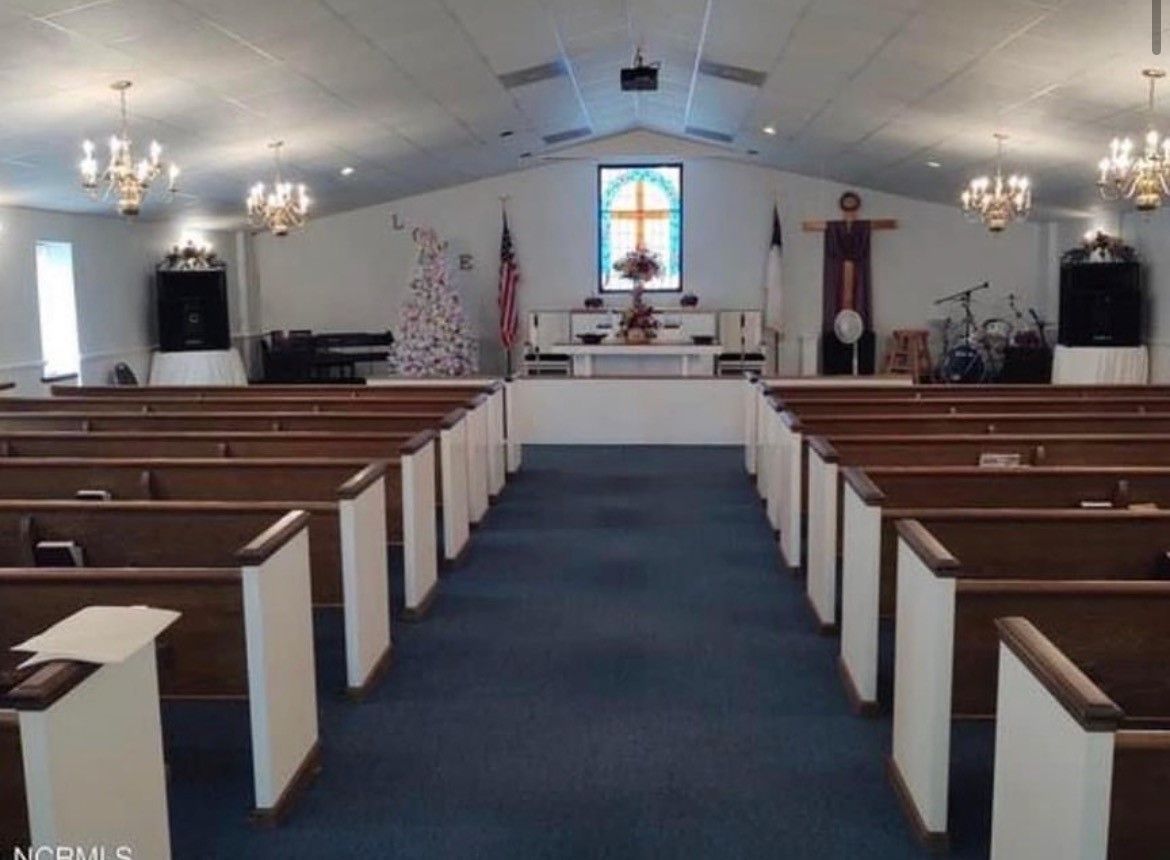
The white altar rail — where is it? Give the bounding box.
[512,377,743,445]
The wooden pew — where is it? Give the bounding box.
[0,396,480,412]
[1,609,179,856]
[991,617,1170,860]
[761,399,1170,574]
[51,382,495,398]
[744,376,1170,475]
[46,380,511,492]
[776,394,1170,416]
[746,376,1170,493]
[0,496,393,698]
[0,409,450,433]
[838,466,1170,714]
[0,456,428,688]
[0,408,490,533]
[764,382,1170,399]
[804,431,1170,627]
[0,425,466,562]
[887,513,1170,846]
[0,510,318,821]
[0,430,442,599]
[744,375,913,483]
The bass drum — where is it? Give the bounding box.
[939,343,987,384]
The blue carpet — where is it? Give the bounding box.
[163,446,990,858]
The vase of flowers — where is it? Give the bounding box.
[617,284,660,343]
[613,246,663,290]
[613,247,663,343]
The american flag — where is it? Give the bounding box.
[498,212,520,350]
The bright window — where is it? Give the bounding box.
[599,164,683,292]
[34,240,81,380]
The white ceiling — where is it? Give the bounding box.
[0,0,1163,225]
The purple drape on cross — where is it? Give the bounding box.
[821,220,873,331]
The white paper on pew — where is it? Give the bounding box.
[12,606,181,669]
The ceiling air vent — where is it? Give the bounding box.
[498,60,567,89]
[684,126,734,143]
[543,127,592,146]
[698,60,767,88]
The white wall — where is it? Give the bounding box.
[0,206,243,392]
[252,134,1048,376]
[1121,210,1170,381]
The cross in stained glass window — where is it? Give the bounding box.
[599,164,683,292]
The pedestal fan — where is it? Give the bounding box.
[833,309,864,376]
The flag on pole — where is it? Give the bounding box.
[764,204,784,334]
[498,210,520,353]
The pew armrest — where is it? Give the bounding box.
[236,510,312,565]
[440,408,466,429]
[337,461,390,500]
[400,428,438,456]
[1,661,98,711]
[807,435,838,464]
[996,617,1123,732]
[842,467,884,504]
[895,519,959,573]
[777,407,801,432]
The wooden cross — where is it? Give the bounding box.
[612,179,671,248]
[802,192,898,312]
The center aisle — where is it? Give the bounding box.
[169,446,987,858]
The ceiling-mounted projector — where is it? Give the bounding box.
[621,47,659,91]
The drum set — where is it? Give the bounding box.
[934,283,1049,384]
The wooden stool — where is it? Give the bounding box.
[884,329,932,381]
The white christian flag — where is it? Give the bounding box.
[764,205,784,334]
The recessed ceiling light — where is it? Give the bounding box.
[762,125,777,136]
[340,166,355,176]
[926,160,942,169]
[746,148,759,155]
[499,130,514,138]
[519,151,532,159]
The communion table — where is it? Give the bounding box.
[556,341,723,377]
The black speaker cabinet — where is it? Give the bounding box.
[1058,262,1142,347]
[156,269,230,352]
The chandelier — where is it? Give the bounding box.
[1098,68,1170,211]
[960,133,1032,232]
[79,81,178,217]
[247,141,310,237]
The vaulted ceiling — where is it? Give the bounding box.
[0,0,1162,225]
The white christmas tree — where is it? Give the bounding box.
[392,226,479,377]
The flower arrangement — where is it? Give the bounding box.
[162,239,222,270]
[618,285,659,342]
[613,246,663,286]
[1062,231,1138,265]
[618,302,659,341]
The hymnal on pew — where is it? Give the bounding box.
[33,540,85,567]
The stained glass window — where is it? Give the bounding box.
[599,164,683,292]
